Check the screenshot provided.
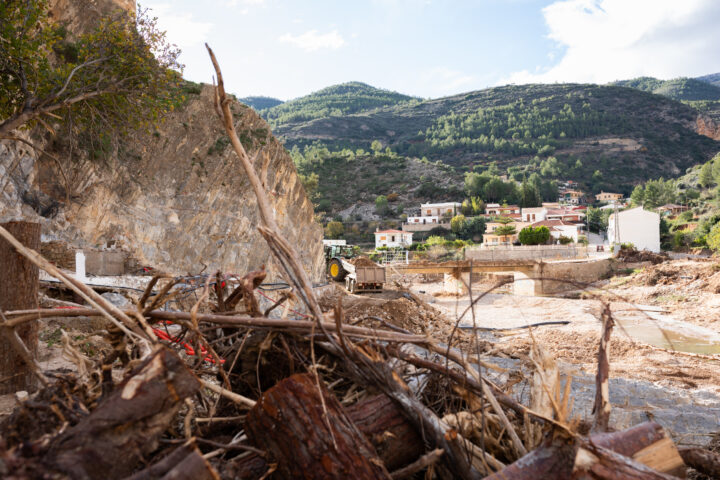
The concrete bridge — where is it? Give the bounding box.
[390,257,613,296]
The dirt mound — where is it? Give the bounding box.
[617,248,668,264]
[632,261,720,293]
[344,296,444,334]
[348,256,379,267]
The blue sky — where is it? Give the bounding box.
[143,0,720,101]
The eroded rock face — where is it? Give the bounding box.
[0,86,325,282]
[696,115,720,141]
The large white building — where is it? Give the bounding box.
[404,202,461,232]
[607,207,660,252]
[374,229,413,249]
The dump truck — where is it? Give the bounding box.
[324,245,385,293]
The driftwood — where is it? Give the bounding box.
[45,347,202,479]
[244,373,391,479]
[124,445,219,480]
[679,447,720,478]
[485,422,685,480]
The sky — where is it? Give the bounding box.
[141,0,720,101]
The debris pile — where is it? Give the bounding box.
[347,256,379,267]
[616,247,668,265]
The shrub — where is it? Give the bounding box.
[387,193,400,202]
[450,215,466,234]
[518,226,550,245]
[707,223,720,251]
[558,235,573,245]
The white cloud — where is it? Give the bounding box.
[143,3,213,49]
[278,30,345,52]
[502,0,720,85]
[416,67,476,98]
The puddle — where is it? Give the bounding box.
[616,312,720,355]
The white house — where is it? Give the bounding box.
[375,229,413,248]
[521,207,547,223]
[419,202,462,218]
[607,207,660,252]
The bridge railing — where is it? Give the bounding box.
[464,244,589,262]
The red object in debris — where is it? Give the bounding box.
[152,326,224,364]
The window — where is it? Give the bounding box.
[380,236,386,241]
[391,235,396,242]
[426,210,431,215]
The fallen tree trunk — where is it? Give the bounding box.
[44,347,202,479]
[244,373,391,479]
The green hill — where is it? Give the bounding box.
[239,96,284,110]
[612,77,720,101]
[259,81,418,127]
[268,83,720,199]
[698,73,720,88]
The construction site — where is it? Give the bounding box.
[1,1,720,479]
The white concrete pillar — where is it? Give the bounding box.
[75,250,87,282]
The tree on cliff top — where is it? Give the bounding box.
[0,0,182,142]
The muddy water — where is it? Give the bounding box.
[616,310,720,355]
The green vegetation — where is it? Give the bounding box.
[324,221,344,239]
[518,226,550,245]
[260,82,417,127]
[613,77,720,102]
[265,82,720,200]
[290,143,462,214]
[629,178,677,208]
[239,96,284,110]
[0,0,182,147]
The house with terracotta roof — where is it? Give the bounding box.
[374,229,413,249]
[595,191,624,203]
[485,204,521,216]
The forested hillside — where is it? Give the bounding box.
[612,77,720,101]
[267,83,720,198]
[259,82,418,127]
[698,73,720,88]
[239,96,284,110]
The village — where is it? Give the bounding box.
[373,183,665,253]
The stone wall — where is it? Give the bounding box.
[536,258,614,295]
[40,241,76,270]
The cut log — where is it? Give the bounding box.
[347,393,425,471]
[679,448,720,479]
[0,221,40,394]
[485,422,685,480]
[45,347,201,479]
[228,392,426,477]
[124,445,219,480]
[244,373,391,479]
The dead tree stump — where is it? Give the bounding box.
[245,373,391,479]
[0,221,40,394]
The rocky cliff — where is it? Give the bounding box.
[0,85,325,281]
[697,114,720,141]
